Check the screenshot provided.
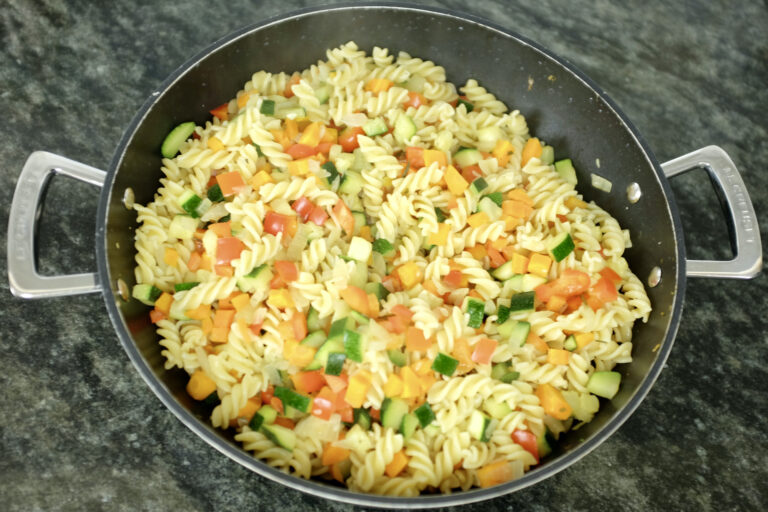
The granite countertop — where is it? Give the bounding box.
[1,1,767,510]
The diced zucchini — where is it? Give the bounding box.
[274,386,311,414]
[321,161,340,186]
[304,222,324,241]
[483,192,503,207]
[314,83,332,105]
[434,207,447,223]
[413,403,435,427]
[537,429,554,459]
[328,317,354,343]
[372,238,395,256]
[508,291,535,313]
[554,158,577,185]
[491,261,516,281]
[207,183,224,202]
[169,215,199,240]
[351,212,367,233]
[431,353,459,377]
[490,362,520,383]
[468,410,494,442]
[300,330,326,348]
[348,236,372,262]
[364,282,389,300]
[351,148,371,172]
[497,319,531,347]
[586,371,622,399]
[564,335,578,351]
[161,122,196,158]
[236,264,273,294]
[324,352,346,376]
[548,232,575,262]
[132,284,162,306]
[496,305,511,324]
[353,408,372,430]
[387,349,407,367]
[260,99,275,115]
[343,330,365,363]
[305,338,344,371]
[261,423,296,451]
[456,98,474,113]
[483,396,512,420]
[249,404,278,431]
[469,177,488,195]
[339,170,364,195]
[466,298,485,328]
[275,104,306,120]
[521,274,548,291]
[477,196,502,221]
[306,307,323,332]
[202,390,219,406]
[402,75,425,93]
[348,260,368,289]
[363,117,388,137]
[393,114,417,144]
[400,412,419,441]
[540,145,555,165]
[454,147,482,168]
[178,190,203,218]
[174,282,200,292]
[349,311,369,327]
[381,398,409,431]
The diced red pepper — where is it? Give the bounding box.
[264,211,291,236]
[599,266,622,286]
[275,260,299,283]
[311,387,337,421]
[461,164,483,183]
[511,429,539,462]
[291,196,314,222]
[403,91,427,109]
[339,126,365,152]
[308,205,328,226]
[291,370,326,395]
[216,237,245,265]
[534,269,591,302]
[286,143,319,160]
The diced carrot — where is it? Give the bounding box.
[405,326,431,352]
[186,370,217,400]
[154,292,173,316]
[445,165,469,195]
[385,450,410,478]
[269,395,284,414]
[467,212,490,228]
[535,383,572,420]
[383,373,404,397]
[526,330,549,353]
[477,460,516,488]
[322,443,351,466]
[521,137,543,167]
[344,370,373,408]
[164,247,179,267]
[547,348,571,365]
[471,337,498,365]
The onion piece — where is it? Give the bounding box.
[591,173,612,192]
[341,112,368,127]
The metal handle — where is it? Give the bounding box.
[661,145,761,279]
[7,151,107,298]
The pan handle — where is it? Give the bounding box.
[661,145,761,279]
[7,151,106,298]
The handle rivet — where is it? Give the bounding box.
[626,182,642,204]
[123,187,135,209]
[648,266,662,288]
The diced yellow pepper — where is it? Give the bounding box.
[185,303,211,321]
[492,139,515,167]
[299,121,323,147]
[163,247,179,267]
[565,196,588,210]
[287,157,311,176]
[237,92,251,109]
[397,261,423,290]
[445,165,469,195]
[345,370,373,408]
[502,200,534,219]
[400,367,421,399]
[547,348,571,366]
[186,370,217,400]
[383,374,404,397]
[358,225,373,242]
[418,373,436,394]
[230,293,251,312]
[270,128,291,150]
[267,289,294,309]
[521,137,543,167]
[528,253,552,278]
[503,216,522,232]
[574,332,595,350]
[207,136,225,152]
[423,149,447,168]
[284,339,316,367]
[365,78,394,94]
[284,119,299,142]
[154,292,173,316]
[506,188,533,206]
[467,211,490,228]
[321,127,338,143]
[427,223,450,246]
[249,170,274,190]
[510,252,529,274]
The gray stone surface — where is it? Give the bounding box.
[1,0,767,510]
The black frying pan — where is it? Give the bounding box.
[7,4,761,508]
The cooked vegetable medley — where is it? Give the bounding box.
[131,42,651,495]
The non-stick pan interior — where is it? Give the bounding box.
[98,4,684,505]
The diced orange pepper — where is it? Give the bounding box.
[216,171,248,197]
[400,367,421,399]
[503,216,523,232]
[287,157,312,176]
[208,222,232,238]
[405,326,431,352]
[477,460,516,488]
[321,127,338,143]
[249,170,274,190]
[452,338,474,374]
[345,370,373,408]
[201,317,213,335]
[365,78,394,94]
[284,339,317,367]
[467,244,487,260]
[412,358,432,376]
[185,303,211,320]
[427,223,450,246]
[467,212,490,228]
[186,370,217,400]
[209,326,229,343]
[367,294,380,317]
[322,443,351,466]
[510,253,529,274]
[213,308,236,328]
[471,337,498,365]
[358,225,373,242]
[187,252,202,272]
[290,370,326,395]
[492,139,515,167]
[214,265,234,277]
[340,286,371,317]
[419,372,436,394]
[502,200,534,219]
[298,121,323,147]
[574,332,595,350]
[506,188,533,206]
[526,330,549,353]
[565,196,588,210]
[236,92,251,109]
[545,295,568,314]
[149,309,166,324]
[235,397,261,422]
[230,293,251,312]
[383,374,404,397]
[521,137,543,167]
[547,348,571,365]
[535,383,572,420]
[154,292,173,316]
[385,450,410,478]
[528,253,552,278]
[284,119,299,142]
[269,129,291,150]
[164,247,179,267]
[445,165,469,195]
[396,262,423,290]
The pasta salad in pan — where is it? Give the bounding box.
[131,42,651,495]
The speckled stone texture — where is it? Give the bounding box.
[1,1,766,510]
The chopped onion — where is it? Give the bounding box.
[286,223,309,261]
[341,112,368,127]
[591,173,612,192]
